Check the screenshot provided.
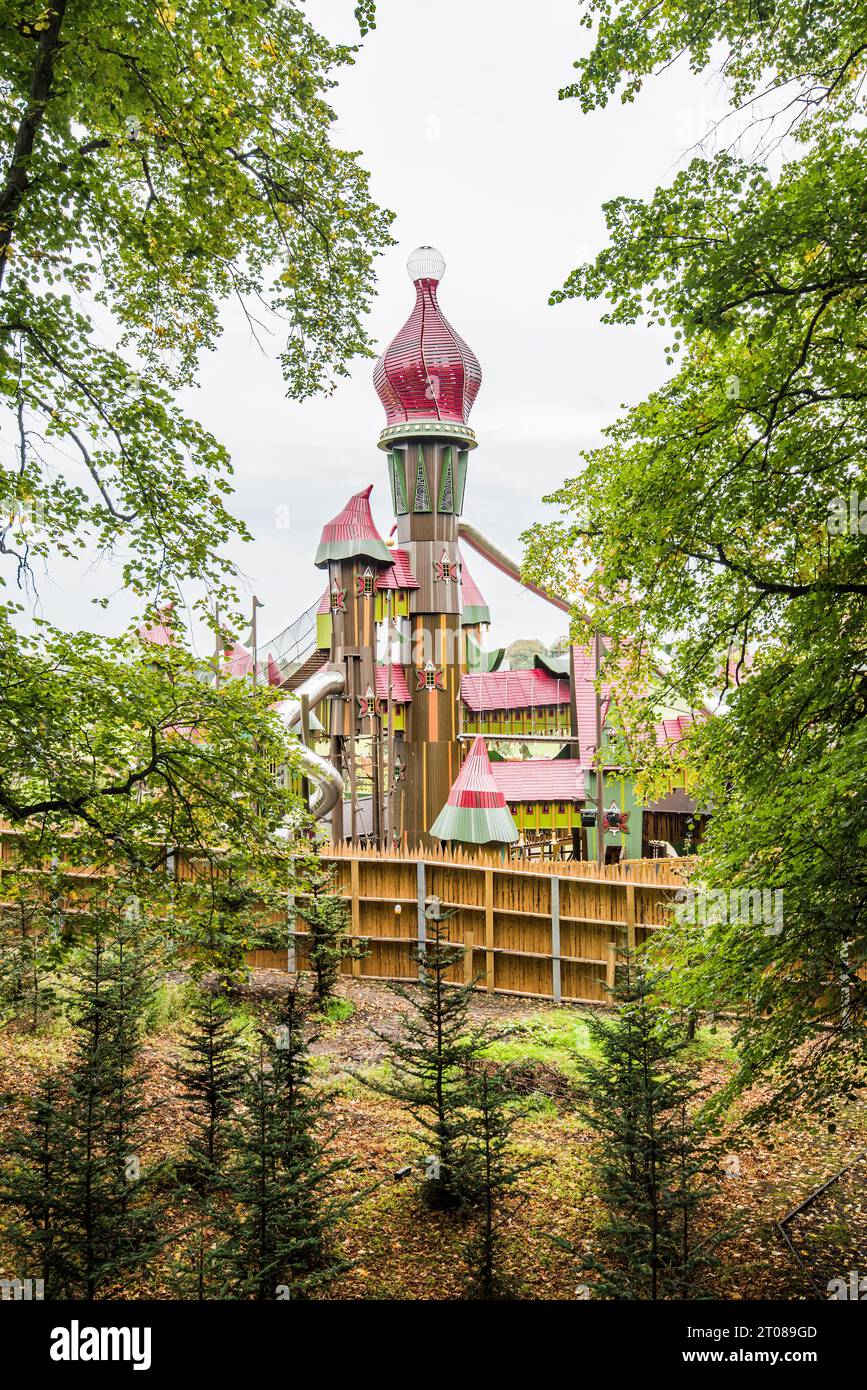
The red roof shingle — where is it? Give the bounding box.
[375,664,411,703]
[571,644,613,767]
[375,548,419,591]
[490,759,585,802]
[460,669,571,713]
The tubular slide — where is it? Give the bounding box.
[275,666,345,820]
[458,520,576,616]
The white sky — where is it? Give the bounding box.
[24,0,729,656]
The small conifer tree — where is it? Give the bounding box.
[1,893,161,1297]
[177,985,247,1186]
[366,909,487,1210]
[216,989,350,1299]
[296,860,367,1007]
[0,892,61,1029]
[576,952,721,1299]
[462,1066,534,1299]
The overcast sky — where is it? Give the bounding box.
[29,0,729,657]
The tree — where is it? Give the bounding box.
[1,888,162,1298]
[0,0,392,606]
[367,912,485,1210]
[0,883,62,1029]
[574,955,721,1300]
[0,2,391,983]
[462,1065,532,1300]
[505,639,547,670]
[0,1071,70,1297]
[523,0,867,1114]
[215,989,350,1299]
[176,985,247,1188]
[294,856,367,1007]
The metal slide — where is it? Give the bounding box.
[275,666,345,820]
[458,520,576,615]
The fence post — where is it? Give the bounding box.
[287,850,297,973]
[485,868,494,993]
[416,860,426,980]
[464,927,475,985]
[551,875,561,1004]
[625,882,636,952]
[350,856,362,976]
[606,939,617,993]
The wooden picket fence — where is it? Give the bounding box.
[279,843,694,1005]
[0,824,692,1006]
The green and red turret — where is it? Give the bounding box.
[373,246,482,848]
[429,735,518,847]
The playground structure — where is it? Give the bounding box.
[229,246,708,859]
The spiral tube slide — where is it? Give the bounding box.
[275,667,345,820]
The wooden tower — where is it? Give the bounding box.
[373,246,482,848]
[314,485,391,839]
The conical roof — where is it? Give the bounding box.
[429,735,518,845]
[314,485,391,569]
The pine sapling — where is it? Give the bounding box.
[215,989,351,1299]
[366,910,488,1210]
[176,985,247,1187]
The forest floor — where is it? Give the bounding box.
[1,971,865,1300]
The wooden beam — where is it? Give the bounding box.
[551,875,562,1004]
[485,868,494,993]
[350,856,362,976]
[416,860,426,981]
[625,882,636,952]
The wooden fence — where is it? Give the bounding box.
[0,824,692,1006]
[281,844,693,1005]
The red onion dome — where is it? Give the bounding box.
[374,247,482,434]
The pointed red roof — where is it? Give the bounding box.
[222,642,282,686]
[375,663,411,703]
[460,554,490,626]
[375,548,419,591]
[138,604,173,647]
[373,247,482,427]
[446,736,509,810]
[314,486,391,569]
[429,736,518,844]
[223,641,253,679]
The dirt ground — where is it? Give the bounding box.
[2,971,865,1300]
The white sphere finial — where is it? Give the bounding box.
[407,245,445,282]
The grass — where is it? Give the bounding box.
[143,980,193,1036]
[318,996,355,1025]
[479,1010,739,1079]
[479,1009,600,1078]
